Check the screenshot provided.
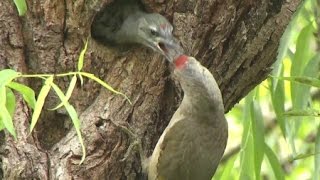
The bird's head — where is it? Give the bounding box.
[137,13,183,60]
[171,55,212,91]
[171,55,224,109]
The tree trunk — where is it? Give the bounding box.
[0,0,301,179]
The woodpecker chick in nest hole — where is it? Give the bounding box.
[91,0,181,60]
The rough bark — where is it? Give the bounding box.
[0,0,301,179]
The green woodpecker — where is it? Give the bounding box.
[145,55,228,180]
[108,43,227,180]
[91,0,180,60]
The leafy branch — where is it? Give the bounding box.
[0,40,130,164]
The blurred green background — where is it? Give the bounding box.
[213,0,320,179]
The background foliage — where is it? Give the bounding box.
[214,0,320,179]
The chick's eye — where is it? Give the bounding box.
[150,29,159,36]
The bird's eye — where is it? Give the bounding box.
[150,29,159,36]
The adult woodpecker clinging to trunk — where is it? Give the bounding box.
[111,54,228,179]
[145,54,228,180]
[91,0,180,60]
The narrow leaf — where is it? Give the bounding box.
[303,53,320,77]
[0,87,17,138]
[265,143,285,180]
[218,155,237,180]
[290,22,315,110]
[269,67,286,138]
[0,118,4,131]
[13,0,27,16]
[51,83,86,164]
[78,39,88,72]
[284,109,320,117]
[7,81,36,109]
[291,22,314,77]
[0,108,17,138]
[0,69,20,88]
[314,125,320,180]
[239,91,255,180]
[272,11,295,91]
[273,76,320,88]
[30,76,53,133]
[50,75,77,110]
[79,74,84,87]
[81,73,131,104]
[251,90,265,179]
[6,88,16,117]
[292,152,320,161]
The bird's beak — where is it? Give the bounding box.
[154,37,183,62]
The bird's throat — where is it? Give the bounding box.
[174,55,188,69]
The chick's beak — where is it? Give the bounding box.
[155,37,183,62]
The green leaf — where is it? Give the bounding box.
[0,87,17,138]
[269,67,286,138]
[291,22,314,77]
[6,88,16,117]
[239,91,255,180]
[0,108,17,138]
[284,109,320,117]
[272,76,320,88]
[314,125,320,180]
[272,10,295,91]
[0,86,6,108]
[7,82,36,109]
[81,72,131,104]
[218,155,237,180]
[30,76,53,133]
[50,75,77,110]
[288,39,319,156]
[78,39,88,72]
[281,76,320,88]
[0,69,20,88]
[303,53,320,77]
[290,22,315,108]
[265,143,285,180]
[251,89,265,179]
[13,0,27,16]
[0,118,4,131]
[78,74,84,87]
[291,152,320,161]
[50,83,86,164]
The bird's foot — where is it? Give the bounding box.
[108,119,146,162]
